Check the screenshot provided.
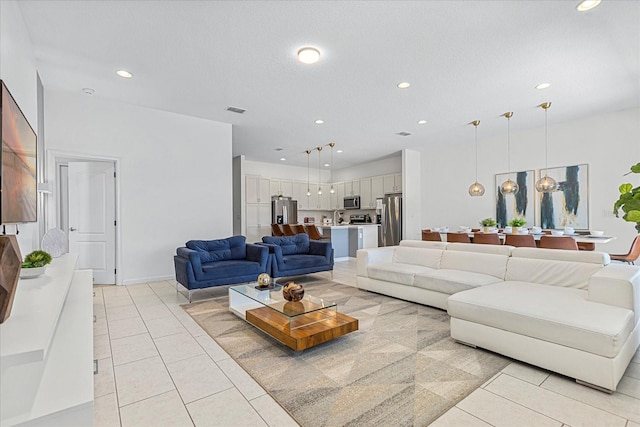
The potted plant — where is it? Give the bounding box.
[479,218,497,233]
[613,162,640,233]
[20,250,52,279]
[508,217,527,234]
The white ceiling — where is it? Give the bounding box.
[17,0,640,169]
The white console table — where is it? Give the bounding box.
[0,254,94,426]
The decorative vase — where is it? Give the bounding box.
[282,282,304,302]
[512,226,520,234]
[256,273,272,289]
[483,226,490,233]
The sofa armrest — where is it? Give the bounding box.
[588,264,640,323]
[356,247,395,278]
[246,243,269,268]
[309,241,332,260]
[177,247,202,272]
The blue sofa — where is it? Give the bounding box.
[261,233,334,279]
[174,235,269,301]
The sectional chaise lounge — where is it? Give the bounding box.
[357,240,640,392]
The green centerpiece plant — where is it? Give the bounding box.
[479,218,497,233]
[21,250,52,269]
[507,218,527,227]
[613,162,640,233]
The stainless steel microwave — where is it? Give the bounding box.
[344,196,360,210]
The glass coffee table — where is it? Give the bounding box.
[228,283,358,351]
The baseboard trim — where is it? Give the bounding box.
[122,275,174,285]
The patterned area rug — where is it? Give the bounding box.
[182,277,509,426]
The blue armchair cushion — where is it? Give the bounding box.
[262,234,309,255]
[186,235,247,263]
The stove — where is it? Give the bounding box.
[349,214,371,224]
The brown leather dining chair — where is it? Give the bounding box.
[281,224,296,236]
[504,233,536,248]
[421,230,442,242]
[609,235,640,265]
[446,233,471,243]
[472,233,501,245]
[538,235,578,250]
[271,223,285,237]
[293,224,306,234]
[304,224,330,240]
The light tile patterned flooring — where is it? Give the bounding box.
[94,259,640,426]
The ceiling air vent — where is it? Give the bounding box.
[226,106,246,114]
[396,131,412,137]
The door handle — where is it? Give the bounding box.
[70,227,78,231]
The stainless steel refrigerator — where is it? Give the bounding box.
[380,193,402,246]
[271,196,298,225]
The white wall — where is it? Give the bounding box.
[0,0,40,254]
[421,107,640,253]
[402,149,421,240]
[44,90,233,284]
[333,155,402,182]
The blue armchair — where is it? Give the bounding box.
[174,235,269,301]
[261,233,334,279]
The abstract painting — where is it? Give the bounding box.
[539,164,589,230]
[495,170,535,228]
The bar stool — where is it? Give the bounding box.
[281,224,296,236]
[271,224,284,237]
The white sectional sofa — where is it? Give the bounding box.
[356,240,640,391]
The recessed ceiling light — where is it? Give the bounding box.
[324,163,330,167]
[116,70,133,78]
[280,157,286,161]
[82,87,95,95]
[314,119,324,124]
[417,120,427,125]
[536,82,551,90]
[397,82,411,89]
[297,47,320,64]
[576,0,601,11]
[336,150,343,153]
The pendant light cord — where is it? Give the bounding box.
[544,107,548,174]
[474,124,479,182]
[507,116,511,173]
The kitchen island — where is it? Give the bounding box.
[318,224,380,258]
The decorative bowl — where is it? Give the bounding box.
[282,282,304,302]
[20,266,46,279]
[518,228,529,234]
[590,230,604,237]
[551,230,564,236]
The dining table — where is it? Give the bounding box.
[439,231,617,245]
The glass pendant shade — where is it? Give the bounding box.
[468,182,485,196]
[306,189,311,197]
[535,174,558,192]
[468,120,484,197]
[330,185,335,194]
[500,179,519,195]
[536,102,556,193]
[305,150,312,197]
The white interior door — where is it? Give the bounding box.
[68,162,116,284]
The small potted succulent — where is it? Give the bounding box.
[20,250,52,279]
[613,162,640,233]
[507,217,527,234]
[479,218,497,233]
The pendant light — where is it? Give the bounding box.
[316,146,323,195]
[328,143,335,194]
[500,112,519,195]
[305,150,312,197]
[468,120,485,197]
[535,102,558,193]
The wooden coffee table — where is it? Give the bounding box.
[228,284,358,351]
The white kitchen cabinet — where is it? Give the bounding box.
[270,180,293,198]
[371,175,384,202]
[336,182,345,209]
[319,184,331,210]
[359,177,373,209]
[329,183,340,210]
[246,201,271,242]
[246,176,270,203]
[383,173,402,193]
[346,180,361,197]
[292,181,310,210]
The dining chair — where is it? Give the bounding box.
[577,242,595,251]
[271,223,285,237]
[304,224,330,240]
[421,230,442,242]
[293,224,306,234]
[472,233,501,245]
[446,233,471,243]
[504,233,536,248]
[282,224,296,236]
[609,235,640,265]
[538,235,578,250]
